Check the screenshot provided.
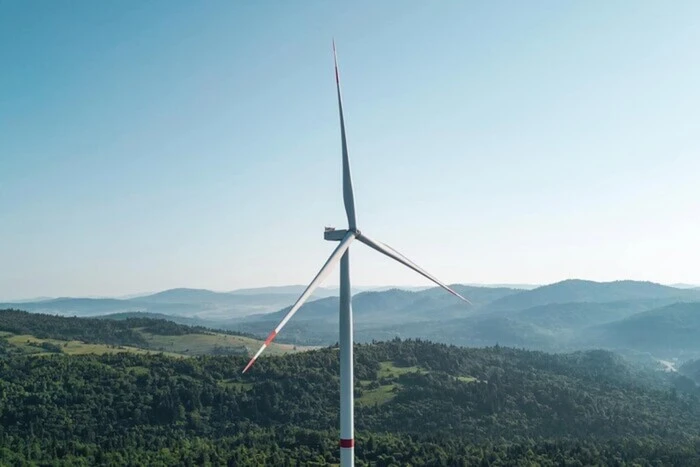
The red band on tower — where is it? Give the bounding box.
[339,439,354,448]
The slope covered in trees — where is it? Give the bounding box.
[680,359,700,385]
[587,302,700,352]
[1,333,699,465]
[0,310,300,357]
[0,308,150,347]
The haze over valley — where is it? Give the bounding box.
[5,279,700,366]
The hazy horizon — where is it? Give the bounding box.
[3,1,699,299]
[3,278,699,303]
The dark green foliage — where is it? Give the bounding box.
[38,341,63,353]
[120,317,202,336]
[0,309,149,347]
[0,309,259,347]
[105,314,262,340]
[0,338,699,465]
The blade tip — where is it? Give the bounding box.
[456,293,472,306]
[242,359,255,373]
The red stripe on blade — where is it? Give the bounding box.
[339,439,354,448]
[264,331,277,346]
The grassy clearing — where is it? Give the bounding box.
[4,335,46,354]
[1,328,309,359]
[358,383,398,406]
[377,361,426,379]
[357,361,428,406]
[4,334,183,357]
[456,375,477,383]
[138,330,302,357]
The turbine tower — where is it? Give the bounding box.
[242,42,472,467]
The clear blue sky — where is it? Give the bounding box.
[1,1,699,299]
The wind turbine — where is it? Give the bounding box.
[242,42,472,467]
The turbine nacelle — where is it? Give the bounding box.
[324,227,361,242]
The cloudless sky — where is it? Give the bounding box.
[1,1,699,300]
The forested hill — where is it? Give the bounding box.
[0,309,301,357]
[1,335,699,465]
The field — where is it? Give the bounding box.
[4,334,183,357]
[357,361,428,406]
[139,329,301,356]
[377,361,425,379]
[1,327,308,359]
[357,361,478,406]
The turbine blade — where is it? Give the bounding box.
[242,231,356,373]
[333,41,357,230]
[357,233,472,305]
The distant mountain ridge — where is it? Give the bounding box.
[481,279,700,313]
[0,283,522,320]
[228,285,341,297]
[7,279,700,361]
[669,283,700,289]
[0,287,331,320]
[228,280,700,359]
[244,285,520,324]
[239,279,700,326]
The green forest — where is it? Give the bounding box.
[1,310,700,465]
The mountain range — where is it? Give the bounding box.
[227,280,700,360]
[5,279,700,361]
[0,287,340,320]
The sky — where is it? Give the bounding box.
[1,1,699,300]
